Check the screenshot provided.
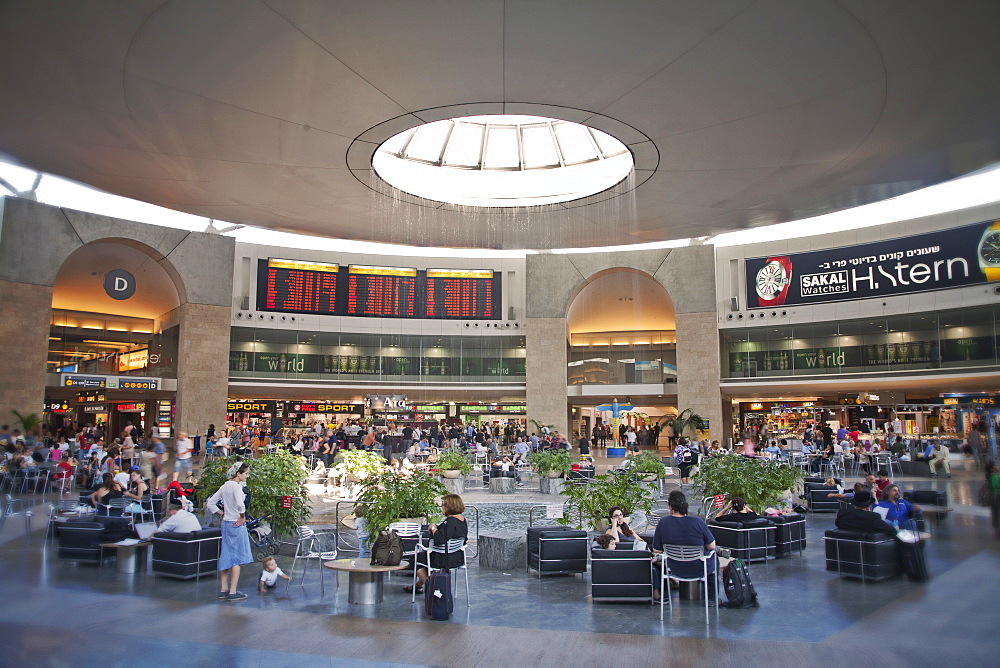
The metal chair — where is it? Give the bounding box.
[388,522,423,580]
[412,537,469,604]
[1,493,35,544]
[127,494,156,524]
[659,544,718,625]
[288,525,337,593]
[97,497,128,518]
[46,498,79,542]
[51,466,76,495]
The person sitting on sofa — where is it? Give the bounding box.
[594,533,617,550]
[605,506,645,548]
[714,497,759,524]
[834,490,897,536]
[831,482,867,502]
[155,500,203,534]
[876,485,921,530]
[874,469,892,496]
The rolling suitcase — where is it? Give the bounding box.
[898,536,929,582]
[424,570,454,620]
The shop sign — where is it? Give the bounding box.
[45,402,73,413]
[117,349,149,372]
[411,405,446,413]
[938,395,999,406]
[750,403,764,411]
[283,402,362,414]
[83,404,108,413]
[366,395,407,410]
[227,400,278,413]
[77,392,106,404]
[745,219,1000,309]
[116,403,145,412]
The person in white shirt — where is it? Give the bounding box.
[258,556,291,592]
[214,434,230,457]
[172,432,193,483]
[156,500,203,533]
[207,462,253,601]
[929,443,952,478]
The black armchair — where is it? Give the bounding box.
[708,518,775,561]
[527,527,588,577]
[806,483,841,512]
[767,513,806,557]
[151,528,222,579]
[56,515,133,563]
[904,489,947,506]
[590,548,654,602]
[824,529,900,581]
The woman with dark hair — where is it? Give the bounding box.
[605,506,644,548]
[405,493,468,595]
[207,461,253,602]
[651,491,717,592]
[89,472,124,511]
[714,497,758,524]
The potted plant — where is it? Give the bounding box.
[560,470,656,532]
[435,449,472,478]
[333,449,386,481]
[692,454,802,512]
[195,450,310,539]
[528,449,572,478]
[625,451,666,481]
[357,470,447,534]
[661,408,706,440]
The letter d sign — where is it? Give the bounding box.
[104,269,136,300]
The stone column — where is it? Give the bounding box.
[526,317,569,435]
[175,302,231,437]
[0,280,53,425]
[676,311,723,440]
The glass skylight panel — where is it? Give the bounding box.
[442,122,484,168]
[373,114,633,207]
[483,126,520,169]
[554,122,599,165]
[521,124,560,168]
[403,120,452,163]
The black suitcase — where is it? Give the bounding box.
[424,570,453,620]
[898,537,929,582]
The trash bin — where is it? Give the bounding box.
[193,435,201,454]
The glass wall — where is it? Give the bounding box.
[723,305,999,378]
[568,342,677,385]
[229,327,525,382]
[48,310,177,379]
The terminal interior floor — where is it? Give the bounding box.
[3,472,1000,667]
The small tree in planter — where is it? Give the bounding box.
[528,449,572,478]
[333,449,386,481]
[692,454,802,512]
[625,451,667,481]
[435,449,472,478]
[357,470,447,535]
[661,408,706,440]
[560,470,656,532]
[195,451,310,538]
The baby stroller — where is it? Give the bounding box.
[247,513,280,562]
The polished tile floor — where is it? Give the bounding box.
[4,475,999,666]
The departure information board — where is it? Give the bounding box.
[346,265,417,318]
[424,269,498,319]
[259,258,338,315]
[256,259,501,319]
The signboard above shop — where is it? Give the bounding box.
[283,401,363,414]
[62,374,159,390]
[745,219,1000,309]
[227,400,278,413]
[937,395,1000,406]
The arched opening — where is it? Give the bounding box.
[565,269,677,444]
[47,241,183,437]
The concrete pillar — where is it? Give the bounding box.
[676,311,723,440]
[525,317,569,436]
[174,303,231,437]
[0,280,52,426]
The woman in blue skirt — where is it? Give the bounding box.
[207,461,253,601]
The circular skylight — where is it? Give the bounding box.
[372,115,634,208]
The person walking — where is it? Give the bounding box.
[207,461,253,602]
[986,462,1000,540]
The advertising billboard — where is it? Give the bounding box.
[745,219,1000,309]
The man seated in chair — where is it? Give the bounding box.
[876,485,921,531]
[154,500,203,534]
[834,490,897,536]
[651,491,718,600]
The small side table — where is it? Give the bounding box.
[99,541,150,574]
[324,559,410,604]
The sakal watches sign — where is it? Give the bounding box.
[745,219,1000,309]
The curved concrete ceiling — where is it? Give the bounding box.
[1,1,999,249]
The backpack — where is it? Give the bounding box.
[370,529,403,566]
[720,557,760,609]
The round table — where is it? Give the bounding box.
[323,559,410,604]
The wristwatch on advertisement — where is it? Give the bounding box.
[978,219,1000,280]
[754,256,793,307]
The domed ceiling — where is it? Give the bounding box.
[1,1,999,249]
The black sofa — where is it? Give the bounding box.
[904,489,947,506]
[150,528,222,579]
[806,483,841,512]
[768,513,806,557]
[824,529,900,581]
[56,516,133,563]
[708,518,775,561]
[590,548,654,602]
[526,527,588,577]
